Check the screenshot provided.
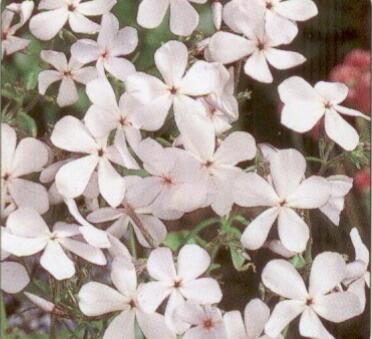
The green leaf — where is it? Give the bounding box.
[1,292,7,339]
[164,230,190,251]
[16,112,37,137]
[25,69,40,90]
[229,244,252,272]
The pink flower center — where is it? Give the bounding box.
[202,318,214,331]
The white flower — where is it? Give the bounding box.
[29,0,116,41]
[265,239,296,259]
[50,116,126,208]
[262,252,361,339]
[71,13,138,81]
[224,298,281,339]
[131,138,204,219]
[176,108,257,216]
[278,76,371,151]
[234,149,330,252]
[1,123,49,215]
[78,256,175,339]
[87,176,167,248]
[198,66,239,135]
[319,175,353,225]
[175,301,227,339]
[1,1,34,59]
[137,0,207,36]
[38,50,97,107]
[138,244,222,332]
[343,228,370,314]
[1,250,30,294]
[2,208,106,280]
[125,40,221,131]
[83,78,150,168]
[208,0,305,83]
[259,0,318,44]
[211,1,223,30]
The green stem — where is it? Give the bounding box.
[129,225,138,259]
[185,217,220,243]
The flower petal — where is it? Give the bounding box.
[244,51,273,83]
[1,124,16,174]
[178,244,210,281]
[57,78,79,107]
[314,81,348,104]
[223,311,246,339]
[104,57,136,81]
[103,310,136,339]
[137,0,169,29]
[275,0,318,21]
[299,308,333,339]
[1,230,47,256]
[137,281,172,313]
[68,11,100,34]
[136,310,176,339]
[244,298,270,338]
[59,238,106,265]
[265,48,306,70]
[112,26,138,56]
[38,70,62,94]
[147,247,177,281]
[169,0,198,36]
[1,261,30,294]
[181,278,222,304]
[111,256,137,296]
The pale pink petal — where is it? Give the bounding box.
[11,138,48,177]
[208,32,254,64]
[72,66,97,84]
[87,207,123,223]
[113,129,140,169]
[241,207,280,250]
[40,50,68,71]
[137,281,172,313]
[324,109,359,151]
[278,76,321,103]
[278,207,309,253]
[77,0,116,16]
[244,51,273,83]
[4,36,30,55]
[8,179,49,214]
[347,278,366,314]
[275,0,317,21]
[270,149,306,199]
[24,292,55,312]
[309,252,347,297]
[265,48,306,70]
[181,278,222,304]
[29,8,69,40]
[1,261,29,293]
[59,238,106,265]
[262,259,308,300]
[1,230,47,256]
[155,40,188,87]
[177,244,210,281]
[103,310,136,339]
[147,247,176,281]
[136,310,176,339]
[265,10,298,45]
[133,215,167,248]
[223,311,246,339]
[299,308,333,339]
[112,26,138,56]
[214,132,256,165]
[335,105,370,120]
[314,81,348,104]
[169,0,198,36]
[84,105,117,138]
[350,228,369,265]
[78,282,128,316]
[38,70,62,95]
[71,39,100,64]
[68,11,100,34]
[51,116,97,153]
[1,124,16,174]
[40,241,75,280]
[56,155,98,198]
[244,298,270,337]
[98,158,126,207]
[111,256,137,296]
[104,57,136,81]
[6,207,49,236]
[265,300,305,338]
[137,0,169,29]
[57,78,79,107]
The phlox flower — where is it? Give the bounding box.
[29,0,116,40]
[278,76,371,151]
[1,249,30,294]
[71,13,138,81]
[1,1,34,59]
[138,244,222,332]
[50,116,126,208]
[208,0,306,83]
[175,301,227,339]
[175,106,257,216]
[87,176,167,248]
[2,208,106,280]
[234,149,330,252]
[262,252,361,339]
[78,256,175,339]
[1,123,49,215]
[343,228,370,314]
[38,50,97,107]
[125,40,222,131]
[137,0,207,36]
[224,298,282,339]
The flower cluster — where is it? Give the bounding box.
[1,0,370,338]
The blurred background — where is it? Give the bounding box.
[1,0,371,338]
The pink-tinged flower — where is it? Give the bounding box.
[224,298,282,339]
[71,13,138,81]
[1,250,30,294]
[319,175,353,225]
[137,0,207,36]
[125,40,222,130]
[38,50,97,107]
[87,176,167,248]
[262,252,361,338]
[175,301,227,339]
[24,292,56,313]
[354,170,371,191]
[278,76,370,151]
[343,228,370,314]
[2,208,106,280]
[234,149,330,252]
[211,1,223,30]
[1,123,49,215]
[1,1,34,59]
[208,0,306,83]
[138,245,222,333]
[50,116,126,208]
[258,0,318,44]
[29,0,116,41]
[131,138,204,219]
[78,256,175,339]
[176,106,257,216]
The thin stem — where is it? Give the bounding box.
[129,225,138,259]
[185,217,220,243]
